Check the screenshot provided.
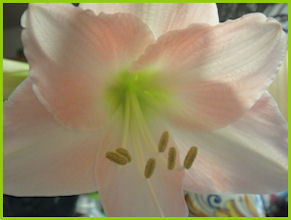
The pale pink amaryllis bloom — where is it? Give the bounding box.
[4,3,288,217]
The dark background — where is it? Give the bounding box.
[3,3,288,217]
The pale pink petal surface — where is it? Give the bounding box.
[134,13,287,131]
[80,3,219,37]
[4,78,101,196]
[170,92,287,194]
[22,3,154,129]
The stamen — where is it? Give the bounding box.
[144,158,156,179]
[105,151,128,165]
[116,147,131,162]
[158,131,169,153]
[184,146,198,169]
[167,147,176,170]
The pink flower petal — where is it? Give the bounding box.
[134,13,287,130]
[269,51,288,120]
[171,92,287,194]
[4,78,102,196]
[95,130,187,217]
[80,3,219,37]
[22,3,154,129]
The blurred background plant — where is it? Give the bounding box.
[3,3,288,217]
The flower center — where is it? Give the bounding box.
[103,69,198,177]
[102,71,198,215]
[104,69,173,121]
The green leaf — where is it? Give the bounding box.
[3,59,29,100]
[87,192,100,201]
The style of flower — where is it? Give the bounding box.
[4,3,288,217]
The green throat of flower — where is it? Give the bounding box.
[104,69,173,121]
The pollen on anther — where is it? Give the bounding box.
[183,146,198,169]
[144,158,156,179]
[116,147,131,162]
[105,151,128,165]
[158,131,169,153]
[167,147,176,170]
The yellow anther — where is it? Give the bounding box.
[167,147,176,170]
[116,147,131,162]
[144,158,156,179]
[183,146,198,169]
[105,151,128,165]
[158,131,169,153]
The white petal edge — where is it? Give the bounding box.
[80,3,219,38]
[268,51,288,120]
